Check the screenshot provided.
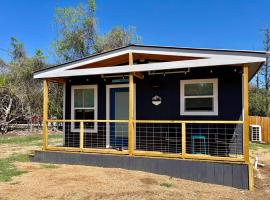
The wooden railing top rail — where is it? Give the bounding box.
[46,119,243,124]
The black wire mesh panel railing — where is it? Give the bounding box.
[48,120,129,150]
[135,122,182,154]
[83,122,128,150]
[47,121,66,147]
[83,122,106,149]
[186,123,243,158]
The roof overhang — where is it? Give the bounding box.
[33,44,268,81]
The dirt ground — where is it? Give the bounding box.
[0,133,269,200]
[0,162,267,200]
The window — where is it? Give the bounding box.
[71,85,98,132]
[180,79,218,115]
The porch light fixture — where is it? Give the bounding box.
[148,68,190,76]
[101,74,129,79]
[152,95,162,106]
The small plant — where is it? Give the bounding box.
[160,182,173,188]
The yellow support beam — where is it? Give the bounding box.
[47,119,129,123]
[134,120,243,124]
[80,121,84,151]
[46,146,80,152]
[248,163,254,191]
[128,52,134,156]
[181,122,186,159]
[185,153,245,162]
[133,150,180,158]
[133,72,144,79]
[83,148,129,155]
[47,77,66,84]
[47,119,243,124]
[42,79,49,150]
[243,64,249,163]
[183,120,243,124]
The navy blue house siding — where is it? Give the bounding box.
[65,66,243,121]
[64,66,243,152]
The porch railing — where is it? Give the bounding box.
[44,119,245,162]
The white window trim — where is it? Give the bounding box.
[71,85,98,132]
[180,78,218,116]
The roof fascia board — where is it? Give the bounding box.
[34,48,130,77]
[129,45,267,58]
[130,44,267,56]
[34,56,265,79]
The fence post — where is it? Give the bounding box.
[80,121,84,151]
[42,79,48,150]
[182,122,186,159]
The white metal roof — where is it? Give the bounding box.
[33,44,267,80]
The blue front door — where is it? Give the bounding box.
[110,87,129,148]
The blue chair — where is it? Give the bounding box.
[192,135,206,154]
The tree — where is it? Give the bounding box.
[249,86,269,116]
[10,37,26,63]
[261,28,270,90]
[94,26,142,53]
[53,0,97,61]
[0,87,24,134]
[249,29,270,117]
[3,38,47,132]
[52,0,141,62]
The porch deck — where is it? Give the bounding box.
[36,118,252,190]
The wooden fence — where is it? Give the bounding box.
[249,116,270,144]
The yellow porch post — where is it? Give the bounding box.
[243,64,253,191]
[80,121,84,151]
[243,64,249,163]
[42,79,49,150]
[128,52,134,156]
[181,122,186,159]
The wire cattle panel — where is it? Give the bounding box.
[47,122,66,147]
[186,123,243,158]
[135,122,182,154]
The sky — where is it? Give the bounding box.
[0,0,270,63]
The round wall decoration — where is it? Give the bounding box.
[152,95,162,106]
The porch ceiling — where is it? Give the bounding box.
[33,44,268,81]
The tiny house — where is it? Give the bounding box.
[33,44,267,190]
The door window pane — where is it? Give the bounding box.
[114,91,129,137]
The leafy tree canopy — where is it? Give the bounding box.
[53,0,141,62]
